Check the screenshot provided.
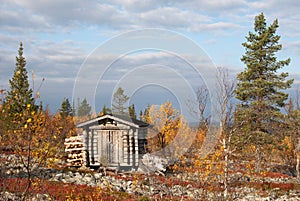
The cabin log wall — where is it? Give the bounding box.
[77,115,148,169]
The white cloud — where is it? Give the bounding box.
[1,0,299,37]
[285,41,300,54]
[138,7,210,29]
[247,0,300,36]
[178,0,248,14]
[1,1,51,33]
[1,0,300,112]
[2,0,246,34]
[191,22,243,33]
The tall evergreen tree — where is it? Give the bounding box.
[234,14,293,170]
[4,42,37,120]
[101,105,111,115]
[112,87,129,114]
[59,98,72,117]
[77,98,91,117]
[72,100,76,116]
[129,104,137,119]
[234,13,293,136]
[139,110,143,120]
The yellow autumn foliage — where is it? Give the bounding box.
[1,107,76,168]
[146,101,192,159]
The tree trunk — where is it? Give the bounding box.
[255,146,262,173]
[223,138,228,200]
[296,153,299,178]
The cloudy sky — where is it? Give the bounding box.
[1,0,300,120]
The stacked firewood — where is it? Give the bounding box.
[64,136,86,167]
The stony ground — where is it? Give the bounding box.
[1,154,300,200]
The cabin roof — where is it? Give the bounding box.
[76,114,149,129]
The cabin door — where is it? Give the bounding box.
[107,131,115,163]
[98,130,122,164]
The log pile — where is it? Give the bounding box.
[64,136,86,167]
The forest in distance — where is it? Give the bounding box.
[1,13,300,201]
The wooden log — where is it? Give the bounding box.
[64,135,87,167]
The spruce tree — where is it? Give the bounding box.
[59,98,72,117]
[4,42,37,120]
[129,104,137,119]
[234,13,293,145]
[139,110,143,120]
[77,98,91,117]
[101,105,111,115]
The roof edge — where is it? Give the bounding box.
[76,114,148,128]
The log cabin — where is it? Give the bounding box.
[76,114,149,170]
